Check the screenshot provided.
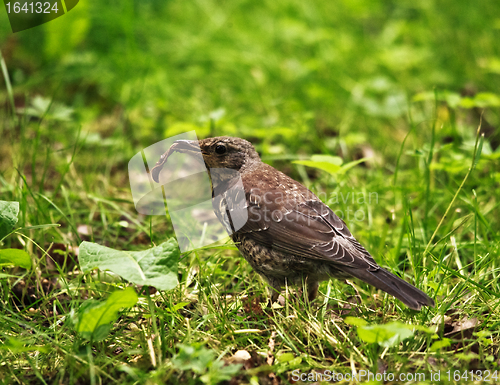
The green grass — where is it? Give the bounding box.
[1,0,500,383]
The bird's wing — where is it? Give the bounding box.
[223,185,379,270]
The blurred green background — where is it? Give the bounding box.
[1,0,499,156]
[1,3,500,382]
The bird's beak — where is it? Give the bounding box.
[150,140,203,183]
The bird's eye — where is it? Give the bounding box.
[215,144,227,155]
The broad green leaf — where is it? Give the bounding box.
[0,249,31,269]
[344,316,369,327]
[17,95,74,121]
[0,338,50,353]
[292,161,341,174]
[172,343,242,384]
[474,330,492,339]
[310,155,343,165]
[173,343,216,373]
[460,92,500,108]
[356,322,414,347]
[0,201,19,239]
[167,302,190,313]
[430,338,451,351]
[293,155,366,176]
[74,287,138,341]
[79,238,179,290]
[277,352,295,363]
[338,158,369,174]
[293,155,342,175]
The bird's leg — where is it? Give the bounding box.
[268,286,280,304]
[265,277,283,306]
[306,280,319,302]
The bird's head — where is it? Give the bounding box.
[151,136,261,184]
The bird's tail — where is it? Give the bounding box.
[342,266,435,311]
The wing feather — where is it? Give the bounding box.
[213,168,379,270]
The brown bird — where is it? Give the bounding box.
[151,136,435,310]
